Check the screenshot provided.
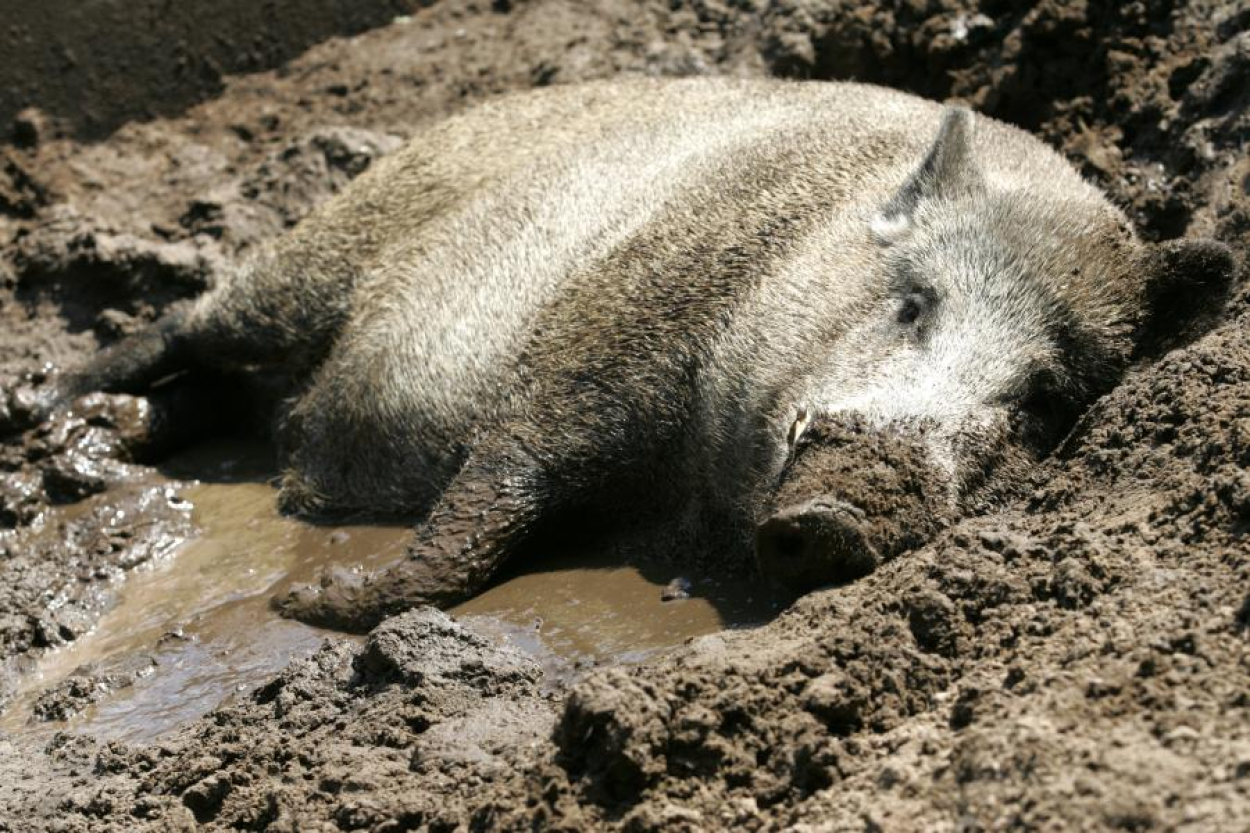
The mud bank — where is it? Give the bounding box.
[0,0,425,141]
[1,0,1247,830]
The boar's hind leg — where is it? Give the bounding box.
[5,248,355,436]
[3,308,196,434]
[273,433,552,632]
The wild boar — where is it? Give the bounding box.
[5,78,1233,631]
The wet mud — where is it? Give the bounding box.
[1,0,1248,830]
[1,439,772,744]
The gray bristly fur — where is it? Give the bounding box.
[25,77,1234,630]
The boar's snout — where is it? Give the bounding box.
[755,497,879,592]
[754,415,955,594]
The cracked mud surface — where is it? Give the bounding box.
[0,1,1247,830]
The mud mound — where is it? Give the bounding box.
[0,1,1247,831]
[522,310,1250,830]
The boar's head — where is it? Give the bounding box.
[753,108,1236,593]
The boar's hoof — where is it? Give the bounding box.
[272,566,380,633]
[755,497,879,593]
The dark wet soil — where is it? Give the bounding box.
[1,1,1248,830]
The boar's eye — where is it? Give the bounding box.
[896,291,929,325]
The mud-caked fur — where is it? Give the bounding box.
[19,78,1233,630]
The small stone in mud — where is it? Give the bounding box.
[12,107,50,148]
[40,450,111,502]
[360,608,540,689]
[157,627,190,645]
[661,577,692,602]
[327,530,350,545]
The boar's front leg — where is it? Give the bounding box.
[274,436,550,632]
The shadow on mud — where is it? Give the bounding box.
[0,0,420,142]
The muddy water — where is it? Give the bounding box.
[2,440,776,741]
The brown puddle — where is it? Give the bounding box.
[1,440,777,742]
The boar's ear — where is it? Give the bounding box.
[1133,238,1237,357]
[872,107,982,245]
